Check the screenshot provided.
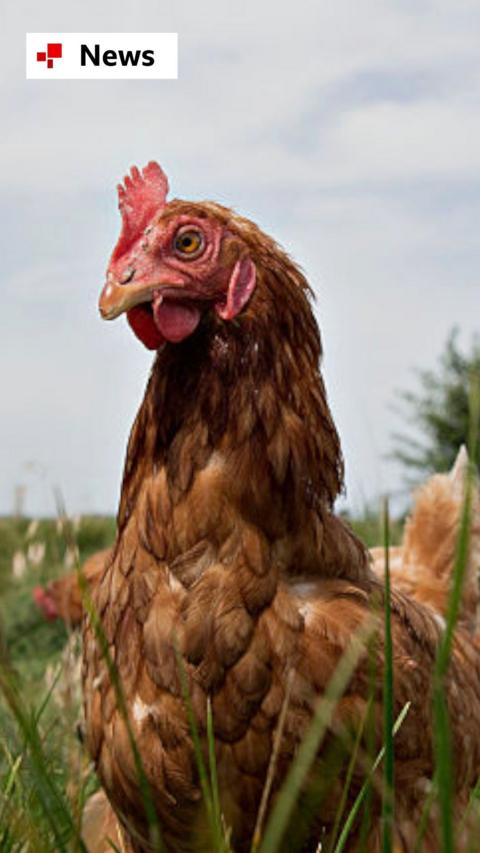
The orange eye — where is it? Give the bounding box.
[173,228,205,258]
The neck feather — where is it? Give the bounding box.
[117,258,344,536]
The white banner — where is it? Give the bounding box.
[26,33,178,80]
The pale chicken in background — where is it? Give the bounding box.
[371,447,480,631]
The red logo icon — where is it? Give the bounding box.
[36,43,62,69]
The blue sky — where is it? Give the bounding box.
[1,0,479,516]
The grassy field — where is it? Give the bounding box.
[0,515,115,851]
[0,506,477,852]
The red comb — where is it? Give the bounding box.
[111,162,169,261]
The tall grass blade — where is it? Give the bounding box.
[432,379,479,853]
[258,620,375,853]
[207,698,226,850]
[333,702,410,853]
[328,698,370,853]
[251,667,294,853]
[33,664,63,725]
[412,777,437,853]
[381,498,394,853]
[174,645,228,852]
[359,627,379,851]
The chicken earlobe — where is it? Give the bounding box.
[215,256,257,320]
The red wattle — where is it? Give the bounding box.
[127,306,165,350]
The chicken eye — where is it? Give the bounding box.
[173,228,205,259]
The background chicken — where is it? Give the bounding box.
[371,446,480,630]
[33,548,110,628]
[80,162,480,852]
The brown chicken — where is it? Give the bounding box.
[81,162,480,852]
[33,549,110,628]
[371,447,480,630]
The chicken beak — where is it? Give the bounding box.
[99,277,157,320]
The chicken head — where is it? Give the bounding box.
[99,162,256,349]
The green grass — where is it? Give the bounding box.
[0,516,114,852]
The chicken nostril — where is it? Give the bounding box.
[121,267,136,284]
